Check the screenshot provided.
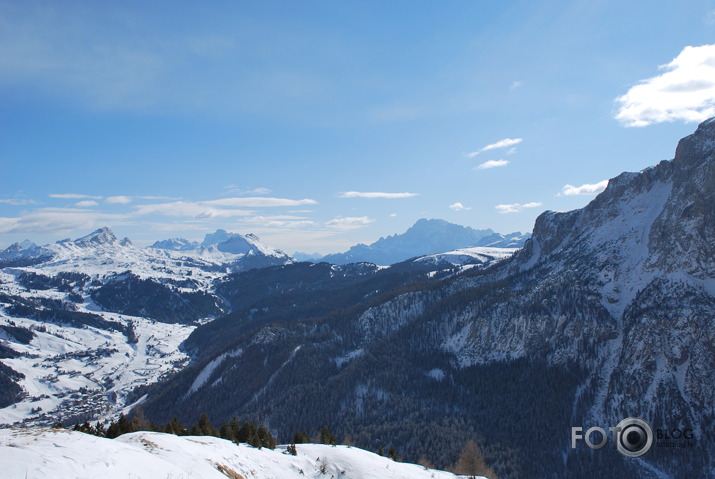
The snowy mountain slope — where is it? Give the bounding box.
[0,303,194,427]
[434,119,715,476]
[0,428,484,479]
[0,223,515,430]
[320,218,528,265]
[151,228,294,271]
[137,120,715,478]
[0,228,230,427]
[413,246,518,272]
[149,237,200,251]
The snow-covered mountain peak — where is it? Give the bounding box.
[71,226,119,247]
[4,240,37,252]
[201,228,234,247]
[150,237,200,251]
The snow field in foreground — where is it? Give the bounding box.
[0,428,486,479]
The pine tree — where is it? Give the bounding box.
[320,426,336,445]
[165,417,188,436]
[238,421,258,446]
[228,416,241,443]
[388,447,398,461]
[257,423,276,449]
[192,413,218,436]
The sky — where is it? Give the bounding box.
[2,0,715,254]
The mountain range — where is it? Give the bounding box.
[136,119,715,478]
[1,119,715,478]
[0,221,516,431]
[299,219,528,265]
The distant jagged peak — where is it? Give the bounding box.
[322,218,528,266]
[201,228,236,247]
[150,237,200,251]
[72,226,119,247]
[3,239,37,253]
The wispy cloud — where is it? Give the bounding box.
[325,216,374,229]
[495,202,542,214]
[338,191,418,199]
[244,215,314,229]
[0,198,38,206]
[475,159,510,170]
[510,80,523,90]
[106,196,132,204]
[560,180,608,196]
[222,186,273,196]
[615,44,715,126]
[204,197,317,207]
[50,193,102,200]
[132,201,252,219]
[466,138,523,158]
[0,208,131,235]
[75,200,99,208]
[449,202,471,211]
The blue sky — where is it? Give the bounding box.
[2,0,715,254]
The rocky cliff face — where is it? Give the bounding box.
[440,118,715,476]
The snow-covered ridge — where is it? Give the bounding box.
[414,246,518,267]
[0,429,486,479]
[2,226,294,277]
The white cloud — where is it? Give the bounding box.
[325,216,374,229]
[449,202,472,211]
[132,196,316,219]
[615,44,715,126]
[132,201,252,219]
[338,191,418,199]
[222,186,273,196]
[561,180,608,196]
[106,196,132,204]
[0,198,37,205]
[75,200,99,208]
[510,80,523,90]
[475,159,510,170]
[203,197,317,207]
[495,202,542,214]
[466,138,523,158]
[49,193,102,199]
[0,208,130,235]
[244,215,314,229]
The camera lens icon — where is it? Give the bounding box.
[616,417,653,457]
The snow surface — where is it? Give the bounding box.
[0,428,486,479]
[414,247,518,267]
[0,312,194,427]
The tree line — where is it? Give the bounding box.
[69,413,496,477]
